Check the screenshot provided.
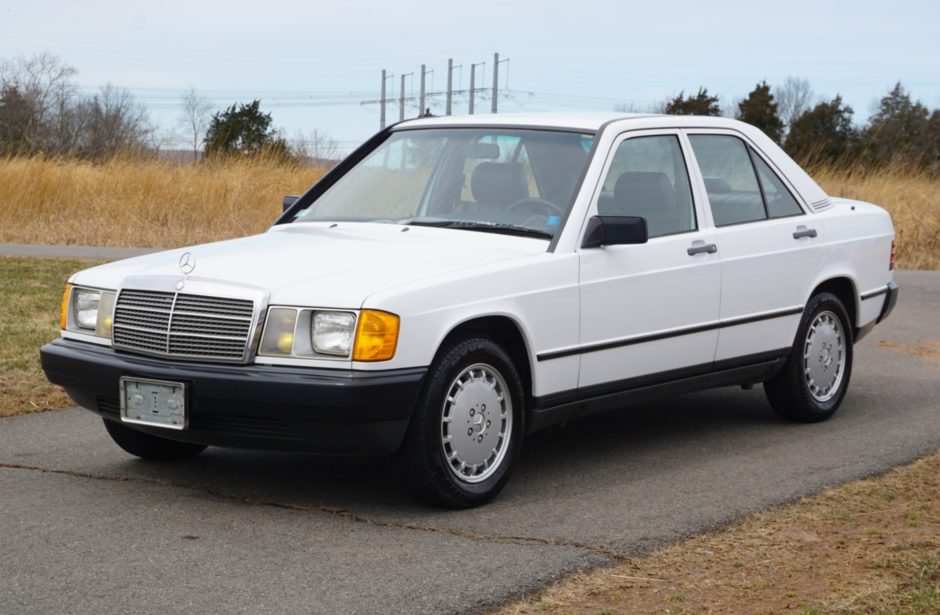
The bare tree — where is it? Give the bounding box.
[0,51,78,154]
[178,87,212,161]
[721,97,741,119]
[775,77,814,130]
[74,84,152,159]
[292,129,340,164]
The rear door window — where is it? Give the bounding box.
[689,135,767,226]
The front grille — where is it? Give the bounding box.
[112,289,255,362]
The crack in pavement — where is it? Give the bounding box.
[0,461,630,563]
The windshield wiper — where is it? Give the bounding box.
[405,219,553,240]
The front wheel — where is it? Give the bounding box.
[764,291,854,422]
[400,337,525,508]
[103,418,207,461]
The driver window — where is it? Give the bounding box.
[597,135,696,238]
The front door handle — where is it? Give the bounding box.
[793,226,818,239]
[687,242,718,256]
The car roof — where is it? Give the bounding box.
[395,112,759,133]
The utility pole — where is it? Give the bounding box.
[469,63,476,114]
[446,58,453,115]
[419,64,426,115]
[469,61,485,115]
[380,69,387,129]
[399,73,406,121]
[491,52,499,113]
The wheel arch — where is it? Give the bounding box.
[434,314,535,405]
[807,275,858,332]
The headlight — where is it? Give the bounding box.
[258,307,397,361]
[61,285,116,338]
[259,307,298,356]
[74,288,100,329]
[313,312,355,356]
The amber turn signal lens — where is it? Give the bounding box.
[352,310,399,361]
[60,284,73,330]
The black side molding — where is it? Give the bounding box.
[877,282,899,323]
[529,349,789,433]
[537,306,803,362]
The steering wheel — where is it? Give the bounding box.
[507,197,565,218]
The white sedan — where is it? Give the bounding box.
[42,113,898,507]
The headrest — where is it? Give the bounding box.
[470,162,528,206]
[704,177,732,193]
[613,171,675,212]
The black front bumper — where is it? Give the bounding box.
[40,338,426,455]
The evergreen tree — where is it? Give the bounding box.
[784,96,856,164]
[203,100,290,158]
[737,81,784,143]
[663,88,720,116]
[859,82,930,165]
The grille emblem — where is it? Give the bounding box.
[175,279,185,290]
[178,252,196,274]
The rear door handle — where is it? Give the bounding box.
[687,242,718,256]
[793,226,818,239]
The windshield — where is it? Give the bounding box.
[291,128,595,239]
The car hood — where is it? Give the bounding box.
[72,222,547,308]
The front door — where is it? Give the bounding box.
[577,131,722,392]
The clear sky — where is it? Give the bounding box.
[2,0,937,153]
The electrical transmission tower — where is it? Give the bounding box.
[363,53,509,129]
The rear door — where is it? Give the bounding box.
[685,131,824,362]
[576,130,721,391]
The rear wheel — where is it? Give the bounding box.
[103,419,207,461]
[400,337,525,508]
[764,292,853,422]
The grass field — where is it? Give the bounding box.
[0,156,325,249]
[0,257,100,417]
[0,156,937,268]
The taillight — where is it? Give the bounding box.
[889,240,896,271]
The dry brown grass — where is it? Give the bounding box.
[0,155,325,249]
[0,157,936,267]
[496,451,940,615]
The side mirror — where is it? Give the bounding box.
[283,195,300,212]
[581,215,648,249]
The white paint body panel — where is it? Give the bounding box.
[67,113,895,400]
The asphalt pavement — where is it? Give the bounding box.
[1,270,938,614]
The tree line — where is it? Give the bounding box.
[660,79,939,172]
[0,53,336,163]
[2,52,938,172]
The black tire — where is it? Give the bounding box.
[400,337,525,508]
[103,418,207,461]
[764,291,854,422]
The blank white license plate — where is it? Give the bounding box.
[119,376,187,430]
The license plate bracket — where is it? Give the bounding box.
[119,376,187,430]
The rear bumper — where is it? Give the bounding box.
[40,338,426,455]
[856,282,899,342]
